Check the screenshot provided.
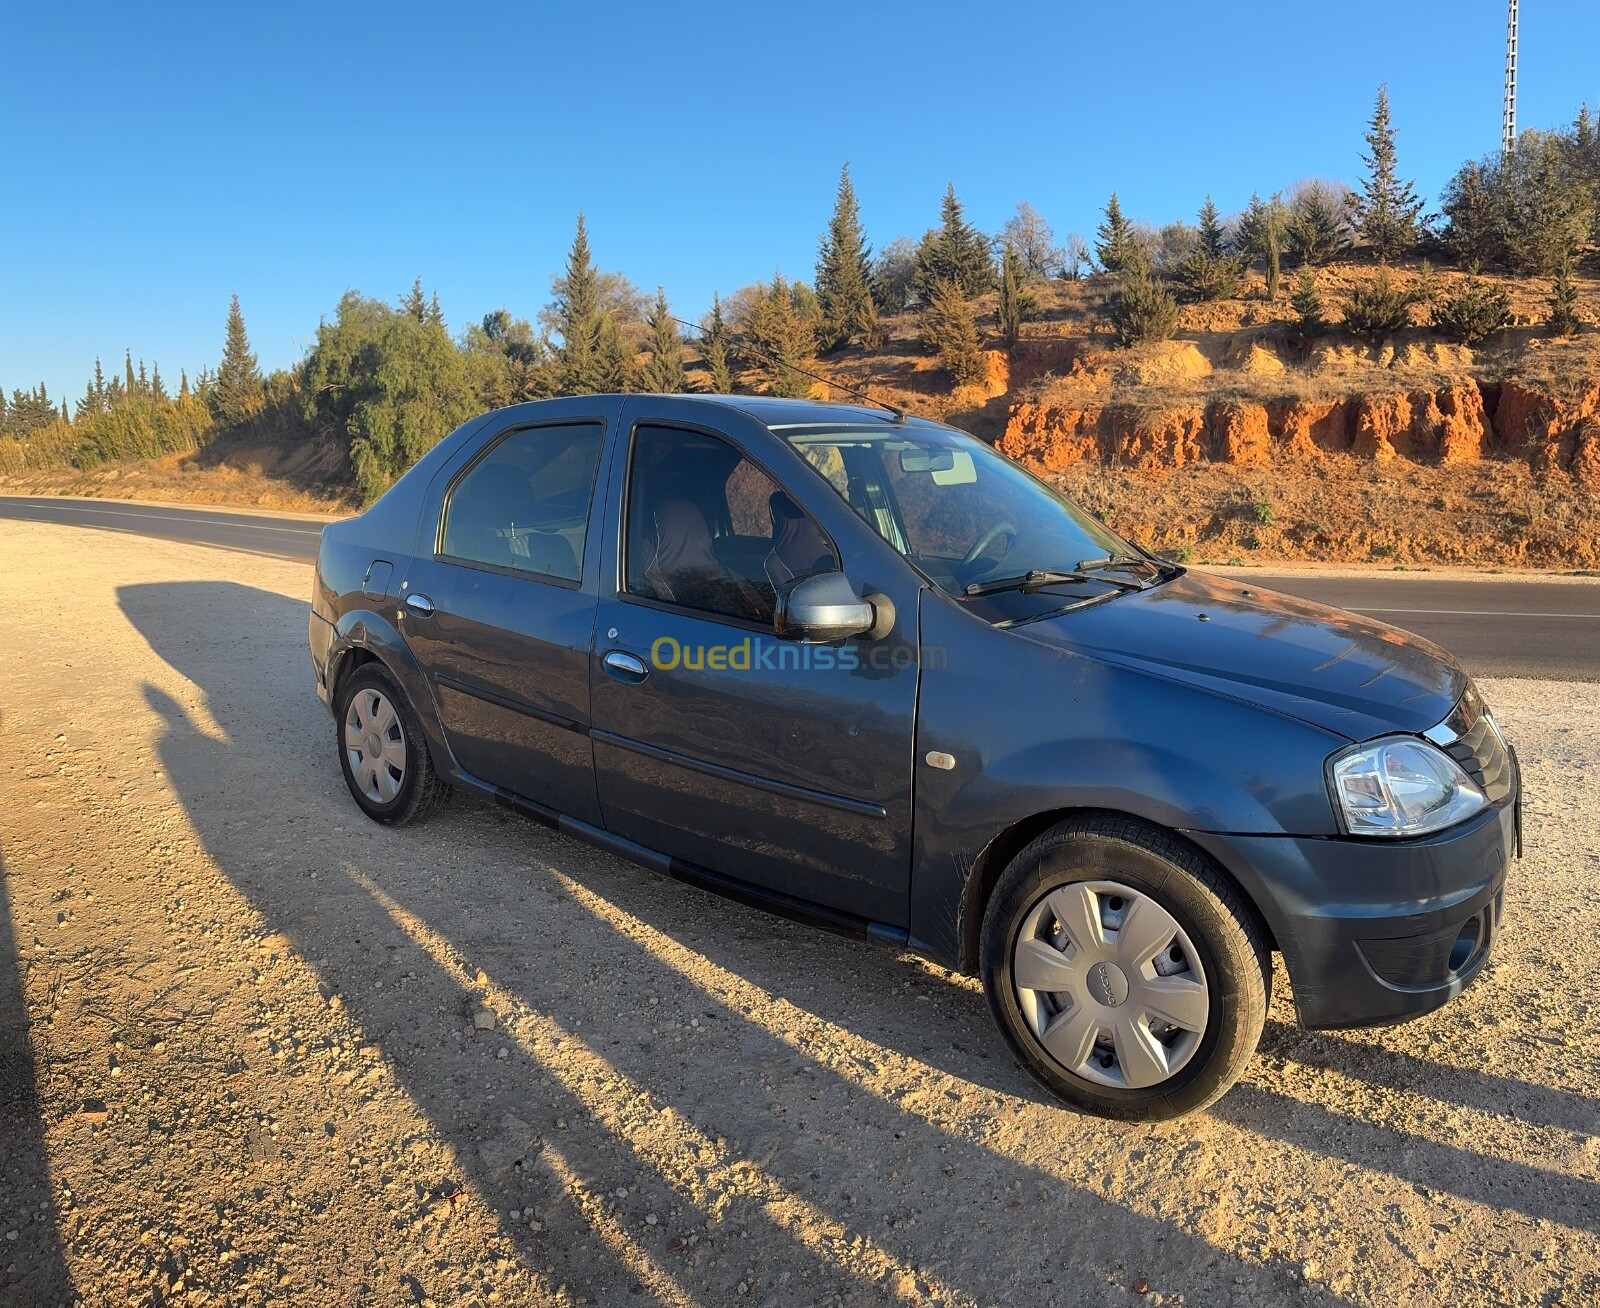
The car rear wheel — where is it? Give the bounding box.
[980,815,1270,1121]
[335,663,447,826]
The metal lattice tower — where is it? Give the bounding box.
[1502,0,1519,159]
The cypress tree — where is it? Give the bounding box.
[60,399,69,422]
[215,293,263,424]
[1355,85,1424,262]
[179,369,190,400]
[815,164,880,352]
[914,184,995,301]
[1094,192,1138,273]
[426,291,444,329]
[995,245,1036,348]
[92,358,106,409]
[1291,269,1328,340]
[556,215,606,394]
[1549,256,1582,336]
[125,350,137,398]
[920,277,986,388]
[699,293,734,395]
[637,288,686,393]
[151,363,167,402]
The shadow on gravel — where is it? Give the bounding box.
[117,580,1385,1304]
[0,824,74,1303]
[1259,1020,1600,1138]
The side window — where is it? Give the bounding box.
[624,424,836,626]
[441,422,604,582]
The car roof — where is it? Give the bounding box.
[540,392,950,434]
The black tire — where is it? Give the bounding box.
[979,815,1270,1121]
[334,663,449,826]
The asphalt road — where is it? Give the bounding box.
[4,493,1597,681]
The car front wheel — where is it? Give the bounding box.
[335,663,447,826]
[980,815,1270,1121]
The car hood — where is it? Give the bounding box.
[1020,570,1466,742]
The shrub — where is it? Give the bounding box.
[1341,268,1424,343]
[1430,266,1512,344]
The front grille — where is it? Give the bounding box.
[1429,684,1515,804]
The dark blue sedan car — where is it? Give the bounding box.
[308,394,1518,1119]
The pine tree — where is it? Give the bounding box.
[125,350,137,398]
[92,358,106,410]
[151,363,167,403]
[1095,192,1140,274]
[742,274,815,398]
[637,288,686,393]
[1291,269,1328,340]
[1549,256,1582,336]
[995,244,1036,348]
[1197,196,1227,258]
[555,215,608,394]
[1174,198,1246,302]
[815,164,880,352]
[1355,85,1424,262]
[699,294,735,394]
[137,359,149,397]
[1110,247,1178,347]
[920,278,986,388]
[215,293,263,424]
[1285,182,1352,266]
[402,278,428,321]
[914,184,995,301]
[179,369,190,401]
[426,291,444,329]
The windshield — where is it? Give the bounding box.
[777,420,1156,622]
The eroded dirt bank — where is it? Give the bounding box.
[2,520,1598,1307]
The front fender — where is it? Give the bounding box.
[906,592,1344,970]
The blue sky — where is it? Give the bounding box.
[3,1,1598,403]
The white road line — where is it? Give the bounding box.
[1352,607,1599,619]
[2,500,322,535]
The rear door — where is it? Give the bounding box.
[587,399,923,928]
[400,399,619,824]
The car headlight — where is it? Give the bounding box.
[1328,736,1487,838]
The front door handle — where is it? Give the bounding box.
[404,592,435,616]
[602,649,649,682]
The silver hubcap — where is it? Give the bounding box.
[344,689,406,804]
[1011,879,1210,1090]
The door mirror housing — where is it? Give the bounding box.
[774,571,887,643]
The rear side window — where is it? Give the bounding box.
[441,422,604,582]
[624,424,835,626]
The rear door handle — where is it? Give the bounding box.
[404,593,435,616]
[602,650,649,682]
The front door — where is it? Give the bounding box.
[588,415,920,928]
[401,413,611,825]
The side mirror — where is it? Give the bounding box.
[774,571,889,643]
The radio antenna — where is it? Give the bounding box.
[668,313,906,422]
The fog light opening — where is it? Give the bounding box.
[1448,914,1484,973]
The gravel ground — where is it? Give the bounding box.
[1,519,1596,1308]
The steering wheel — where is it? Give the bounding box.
[962,521,1019,568]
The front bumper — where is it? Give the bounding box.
[1189,788,1518,1029]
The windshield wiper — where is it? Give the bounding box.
[1075,553,1179,581]
[964,568,1143,598]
